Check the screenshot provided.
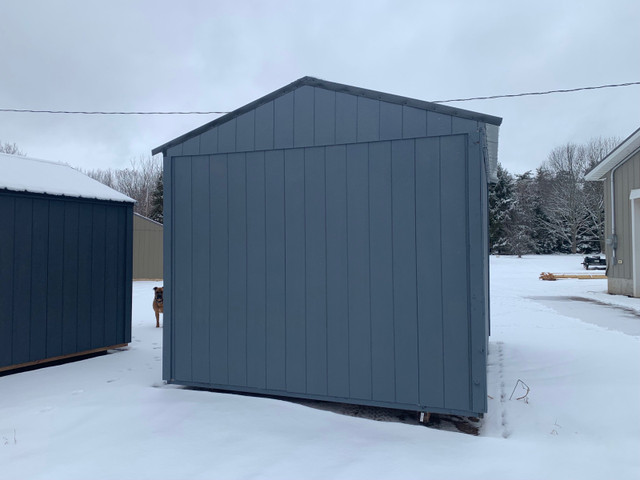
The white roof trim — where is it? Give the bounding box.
[0,153,135,203]
[630,189,640,200]
[585,127,640,181]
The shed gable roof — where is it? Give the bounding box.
[0,153,135,203]
[152,76,502,156]
[585,127,640,181]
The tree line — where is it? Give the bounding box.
[490,137,618,256]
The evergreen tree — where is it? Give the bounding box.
[149,172,163,223]
[488,163,514,254]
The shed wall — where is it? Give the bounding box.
[133,214,163,280]
[604,151,640,295]
[0,191,133,370]
[164,134,488,415]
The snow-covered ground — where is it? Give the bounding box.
[2,255,639,479]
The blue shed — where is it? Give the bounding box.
[153,77,501,416]
[0,153,134,372]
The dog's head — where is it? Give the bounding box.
[153,286,164,304]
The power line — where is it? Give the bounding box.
[433,81,640,103]
[0,81,638,115]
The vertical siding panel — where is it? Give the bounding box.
[346,143,372,400]
[191,156,211,383]
[467,134,488,413]
[368,141,395,402]
[246,151,267,389]
[335,92,357,144]
[294,86,315,147]
[218,119,237,153]
[380,102,402,141]
[115,207,126,344]
[237,111,256,152]
[391,139,419,406]
[284,148,306,393]
[228,153,248,386]
[427,111,452,137]
[182,136,200,155]
[415,137,444,408]
[325,145,350,397]
[200,127,219,154]
[314,88,335,145]
[255,102,275,151]
[30,199,48,361]
[12,198,32,365]
[452,117,478,134]
[90,204,107,349]
[440,135,471,412]
[357,97,380,142]
[402,106,427,138]
[124,206,133,344]
[173,157,193,381]
[210,154,229,384]
[163,154,173,380]
[46,201,65,357]
[265,150,286,390]
[274,92,294,149]
[76,203,93,352]
[0,196,15,366]
[103,207,119,347]
[305,147,327,395]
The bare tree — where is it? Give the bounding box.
[0,141,25,155]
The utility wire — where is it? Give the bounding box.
[0,81,638,114]
[433,81,640,103]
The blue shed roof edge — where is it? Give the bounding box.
[152,76,503,156]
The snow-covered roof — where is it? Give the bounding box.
[0,153,135,203]
[584,127,640,181]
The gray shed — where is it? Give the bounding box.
[153,77,502,416]
[133,213,163,280]
[585,127,640,297]
[0,153,134,372]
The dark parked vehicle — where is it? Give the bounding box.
[582,255,607,270]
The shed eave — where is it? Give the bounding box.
[152,76,503,156]
[585,126,640,181]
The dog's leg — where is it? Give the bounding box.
[155,310,160,328]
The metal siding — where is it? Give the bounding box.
[452,117,478,135]
[30,199,48,361]
[380,102,402,141]
[104,208,119,347]
[346,143,372,400]
[182,136,200,155]
[199,127,219,154]
[132,215,163,280]
[368,141,396,402]
[12,198,32,365]
[415,137,445,408]
[264,150,286,390]
[46,201,65,358]
[255,101,275,151]
[62,202,79,355]
[335,92,357,144]
[76,203,93,352]
[294,86,315,147]
[357,97,380,143]
[391,140,419,406]
[304,147,328,395]
[402,106,427,138]
[314,87,336,145]
[440,135,471,412]
[0,196,15,366]
[427,111,452,137]
[191,156,211,383]
[284,148,306,393]
[210,154,229,384]
[173,157,193,381]
[115,207,126,344]
[236,111,256,152]
[218,118,237,153]
[324,145,350,398]
[246,151,267,389]
[228,153,248,386]
[274,92,294,149]
[90,205,107,349]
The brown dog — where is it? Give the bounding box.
[153,286,164,328]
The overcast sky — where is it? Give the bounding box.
[1,0,638,174]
